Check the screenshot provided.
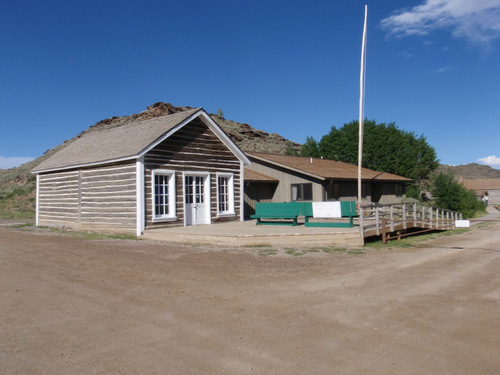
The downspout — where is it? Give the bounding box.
[136,156,145,236]
[240,161,245,221]
[35,174,40,226]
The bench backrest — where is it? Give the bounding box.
[254,201,357,217]
[254,202,301,216]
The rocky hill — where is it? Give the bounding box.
[435,163,500,180]
[0,102,299,218]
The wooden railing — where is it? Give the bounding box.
[358,202,462,238]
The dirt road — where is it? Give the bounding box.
[1,224,499,374]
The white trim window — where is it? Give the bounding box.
[217,173,235,216]
[152,170,176,221]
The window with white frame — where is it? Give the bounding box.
[217,173,234,215]
[152,170,176,220]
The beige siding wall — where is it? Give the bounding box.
[37,162,137,232]
[246,163,324,202]
[486,190,500,205]
[144,118,242,229]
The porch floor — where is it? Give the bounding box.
[142,219,363,247]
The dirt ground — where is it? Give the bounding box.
[1,224,499,375]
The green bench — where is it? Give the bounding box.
[250,202,301,226]
[250,201,358,227]
[302,201,358,228]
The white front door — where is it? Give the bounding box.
[184,174,210,226]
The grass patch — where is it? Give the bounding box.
[258,248,278,257]
[0,180,36,219]
[245,243,273,248]
[321,247,349,254]
[347,249,365,254]
[285,249,304,256]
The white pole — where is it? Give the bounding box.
[358,5,368,205]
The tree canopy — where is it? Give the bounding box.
[300,119,439,183]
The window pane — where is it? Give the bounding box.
[303,184,313,201]
[218,175,232,213]
[154,173,171,217]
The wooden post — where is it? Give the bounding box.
[413,203,417,227]
[429,206,433,229]
[359,204,364,237]
[390,205,394,232]
[403,203,407,229]
[381,218,387,244]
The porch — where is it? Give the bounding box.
[142,219,363,247]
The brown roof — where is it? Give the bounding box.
[244,168,278,182]
[247,152,411,182]
[462,179,500,191]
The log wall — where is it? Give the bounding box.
[37,162,137,232]
[80,163,136,228]
[38,170,80,227]
[144,118,242,229]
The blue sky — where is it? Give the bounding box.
[1,0,500,170]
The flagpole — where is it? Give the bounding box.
[358,5,368,205]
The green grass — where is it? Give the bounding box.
[245,243,274,248]
[0,181,36,219]
[258,248,278,257]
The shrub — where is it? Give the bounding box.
[430,172,483,218]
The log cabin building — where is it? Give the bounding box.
[32,108,250,235]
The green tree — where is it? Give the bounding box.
[301,119,439,190]
[430,172,483,218]
[299,136,320,158]
[285,141,299,156]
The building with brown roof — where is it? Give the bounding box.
[244,152,411,217]
[461,178,500,205]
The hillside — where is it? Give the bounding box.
[435,163,500,180]
[0,102,299,218]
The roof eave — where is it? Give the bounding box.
[248,154,325,181]
[31,155,138,174]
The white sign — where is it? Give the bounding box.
[312,202,341,218]
[455,220,470,228]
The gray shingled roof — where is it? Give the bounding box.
[32,108,201,173]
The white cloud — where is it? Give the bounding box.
[0,156,35,169]
[477,155,500,167]
[381,0,500,44]
[432,65,454,73]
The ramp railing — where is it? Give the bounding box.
[358,202,462,239]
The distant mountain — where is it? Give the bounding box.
[435,163,500,180]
